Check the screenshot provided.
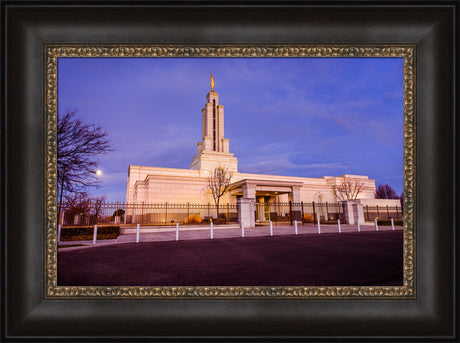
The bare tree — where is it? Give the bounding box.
[57,110,112,223]
[207,166,233,224]
[63,191,90,206]
[61,192,107,225]
[333,179,365,201]
[62,191,90,225]
[375,184,400,199]
[92,195,107,223]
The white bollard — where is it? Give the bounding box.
[317,218,321,234]
[241,223,245,238]
[210,222,214,239]
[57,224,62,243]
[294,220,298,235]
[357,219,360,232]
[338,219,341,233]
[176,223,179,241]
[92,224,98,244]
[391,218,395,231]
[136,223,140,243]
[269,221,273,236]
[374,218,379,231]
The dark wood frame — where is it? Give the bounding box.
[2,1,457,341]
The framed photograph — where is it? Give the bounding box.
[3,1,457,341]
[52,47,411,292]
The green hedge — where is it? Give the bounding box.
[60,226,120,241]
[377,220,403,226]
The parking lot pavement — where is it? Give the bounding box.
[58,230,404,286]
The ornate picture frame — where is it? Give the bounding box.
[46,45,415,299]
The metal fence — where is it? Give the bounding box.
[363,205,403,221]
[255,201,345,225]
[60,201,399,226]
[60,202,238,226]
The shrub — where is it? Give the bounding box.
[216,217,227,224]
[377,219,403,226]
[60,225,120,241]
[183,214,203,225]
[111,209,125,219]
[303,213,314,222]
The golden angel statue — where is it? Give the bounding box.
[209,71,215,92]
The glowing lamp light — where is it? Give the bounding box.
[96,170,102,176]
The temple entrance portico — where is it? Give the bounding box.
[231,179,303,227]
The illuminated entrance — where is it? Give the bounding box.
[229,179,303,224]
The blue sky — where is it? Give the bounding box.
[58,57,404,201]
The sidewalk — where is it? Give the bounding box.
[58,222,403,251]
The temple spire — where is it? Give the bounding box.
[190,78,238,172]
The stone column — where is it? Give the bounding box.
[258,196,266,222]
[291,186,302,221]
[342,200,365,225]
[291,186,301,203]
[342,201,353,224]
[238,198,255,228]
[352,201,365,224]
[242,183,256,199]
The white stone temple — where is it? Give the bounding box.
[126,74,399,226]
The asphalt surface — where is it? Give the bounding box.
[58,230,403,286]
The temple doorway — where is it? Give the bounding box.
[256,195,273,222]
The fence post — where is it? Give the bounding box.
[294,220,298,235]
[187,202,190,220]
[270,221,273,236]
[241,223,245,238]
[326,202,329,221]
[229,203,232,223]
[391,218,395,231]
[165,202,168,225]
[57,224,62,243]
[366,205,369,221]
[317,218,321,234]
[175,223,179,241]
[289,201,293,226]
[374,218,379,231]
[210,221,214,239]
[136,223,140,243]
[116,201,119,224]
[92,224,98,244]
[141,201,145,224]
[88,200,92,225]
[386,205,390,219]
[376,205,380,219]
[208,202,210,218]
[312,201,317,223]
[132,203,136,224]
[301,201,304,225]
[357,219,360,232]
[338,219,341,233]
